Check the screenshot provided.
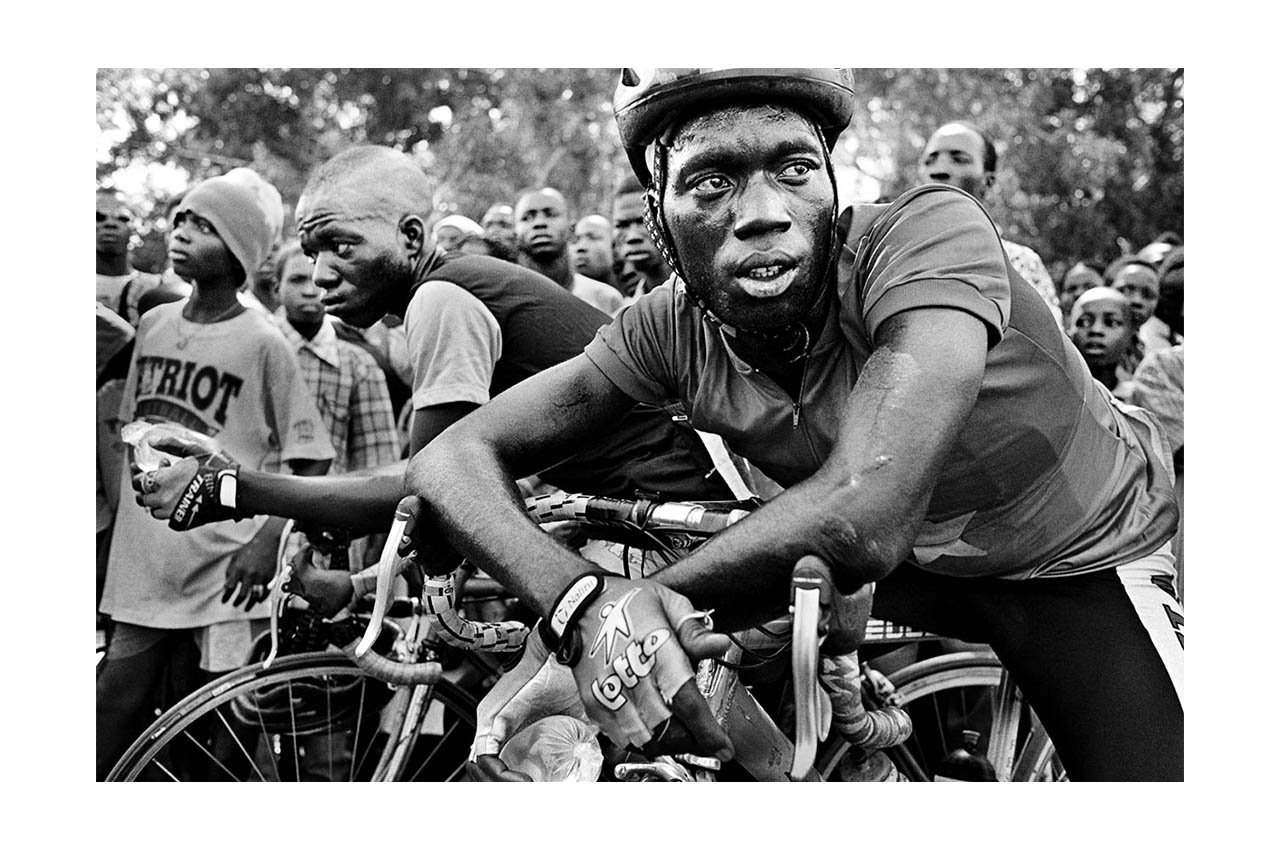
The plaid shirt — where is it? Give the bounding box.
[275,316,403,473]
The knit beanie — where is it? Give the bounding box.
[223,167,285,244]
[176,174,274,282]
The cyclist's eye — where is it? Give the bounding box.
[333,243,354,259]
[96,212,107,223]
[779,161,815,182]
[690,174,731,195]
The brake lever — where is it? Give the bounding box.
[790,555,835,779]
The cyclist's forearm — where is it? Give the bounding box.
[407,434,590,617]
[237,467,405,534]
[652,476,887,632]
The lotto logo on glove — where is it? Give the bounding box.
[567,577,734,757]
[586,589,671,712]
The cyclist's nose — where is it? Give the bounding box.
[733,175,791,238]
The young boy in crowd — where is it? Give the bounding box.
[96,173,334,779]
[1068,286,1136,400]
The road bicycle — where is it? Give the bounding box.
[107,492,1063,781]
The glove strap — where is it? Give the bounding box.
[539,571,608,665]
[169,466,244,531]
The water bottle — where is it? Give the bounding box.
[835,747,902,782]
[934,729,997,781]
[499,716,604,782]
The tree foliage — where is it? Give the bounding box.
[98,67,1181,278]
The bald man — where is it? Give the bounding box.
[136,145,733,540]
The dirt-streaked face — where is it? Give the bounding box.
[661,104,834,331]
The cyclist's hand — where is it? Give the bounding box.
[569,578,734,761]
[223,522,280,611]
[132,436,244,530]
[467,627,588,782]
[543,520,589,551]
[282,545,355,617]
[394,494,465,578]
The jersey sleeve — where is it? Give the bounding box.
[260,331,336,465]
[404,280,502,409]
[855,189,1011,348]
[583,285,677,406]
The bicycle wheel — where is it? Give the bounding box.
[106,651,477,782]
[816,650,1065,782]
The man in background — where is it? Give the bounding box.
[570,214,616,290]
[514,187,622,315]
[918,121,1063,326]
[610,174,672,303]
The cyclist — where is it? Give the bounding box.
[403,69,1184,781]
[132,145,738,580]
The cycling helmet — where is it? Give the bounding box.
[613,68,855,187]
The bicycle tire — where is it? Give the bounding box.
[815,650,1065,782]
[106,650,477,782]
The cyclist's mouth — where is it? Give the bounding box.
[735,258,799,298]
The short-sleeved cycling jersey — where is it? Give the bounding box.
[408,250,733,501]
[584,185,1178,579]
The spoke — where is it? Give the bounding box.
[404,706,469,782]
[287,679,301,781]
[213,706,267,782]
[350,678,367,781]
[151,758,181,781]
[250,702,282,781]
[173,720,242,781]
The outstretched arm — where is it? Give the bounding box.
[655,307,988,630]
[135,442,408,535]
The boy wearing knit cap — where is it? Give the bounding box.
[97,172,335,779]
